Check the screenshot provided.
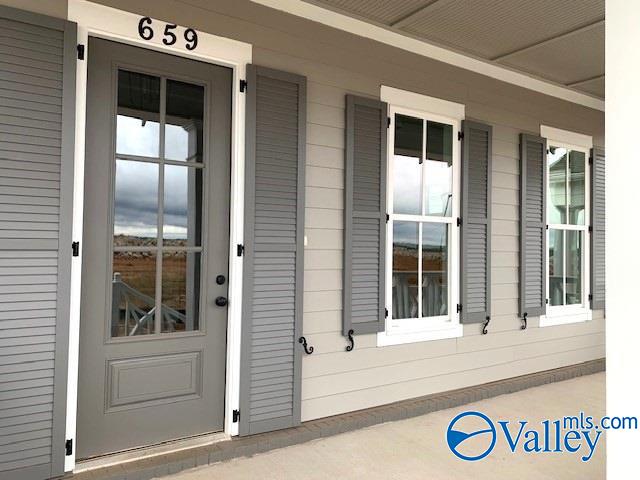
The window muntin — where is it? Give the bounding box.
[388,110,457,327]
[546,143,589,313]
[111,69,206,338]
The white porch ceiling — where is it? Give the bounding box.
[302,0,605,99]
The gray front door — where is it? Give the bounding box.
[77,38,232,459]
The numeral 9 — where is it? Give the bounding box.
[185,28,198,51]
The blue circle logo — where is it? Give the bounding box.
[446,411,497,461]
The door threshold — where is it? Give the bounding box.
[74,431,230,473]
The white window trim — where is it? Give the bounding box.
[66,0,251,471]
[378,87,464,346]
[540,126,593,328]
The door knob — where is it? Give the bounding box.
[215,296,228,307]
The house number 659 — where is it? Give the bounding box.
[137,17,198,51]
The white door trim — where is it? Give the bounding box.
[66,0,251,471]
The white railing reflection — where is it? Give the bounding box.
[392,270,447,319]
[112,272,186,336]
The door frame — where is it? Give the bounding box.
[65,0,252,472]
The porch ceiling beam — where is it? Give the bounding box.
[567,73,605,88]
[390,0,449,29]
[492,19,604,62]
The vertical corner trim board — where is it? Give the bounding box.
[0,5,76,480]
[240,65,307,435]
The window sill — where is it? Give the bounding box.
[377,323,463,347]
[539,309,592,327]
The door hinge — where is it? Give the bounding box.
[236,244,244,257]
[456,217,462,227]
[77,44,85,60]
[239,79,247,92]
[588,225,593,233]
[588,293,593,301]
[456,304,462,313]
[384,308,388,318]
[386,213,389,223]
[458,131,464,141]
[232,409,240,423]
[387,117,391,128]
[65,439,73,456]
[72,241,80,257]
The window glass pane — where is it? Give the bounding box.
[422,223,448,317]
[548,229,564,306]
[163,165,203,246]
[161,252,201,332]
[393,115,422,215]
[392,222,419,319]
[548,146,567,224]
[566,230,582,305]
[116,70,160,157]
[165,80,205,162]
[111,252,156,337]
[568,150,586,225]
[114,160,159,246]
[394,114,422,159]
[425,121,453,216]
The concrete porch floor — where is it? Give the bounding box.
[163,373,605,480]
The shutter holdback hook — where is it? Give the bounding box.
[346,329,355,352]
[521,313,528,330]
[482,316,490,335]
[298,336,314,355]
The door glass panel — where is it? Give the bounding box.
[161,252,201,333]
[422,223,448,317]
[111,252,156,337]
[548,229,564,306]
[116,70,160,158]
[425,121,453,216]
[163,165,203,246]
[165,80,205,162]
[114,159,158,246]
[566,230,582,305]
[112,73,208,338]
[393,114,422,215]
[548,146,567,224]
[392,221,419,319]
[568,150,586,225]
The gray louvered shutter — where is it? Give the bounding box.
[460,121,492,323]
[343,95,387,336]
[519,134,547,317]
[240,65,306,436]
[591,148,605,310]
[0,6,76,480]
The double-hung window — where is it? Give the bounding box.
[378,88,463,345]
[543,128,592,325]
